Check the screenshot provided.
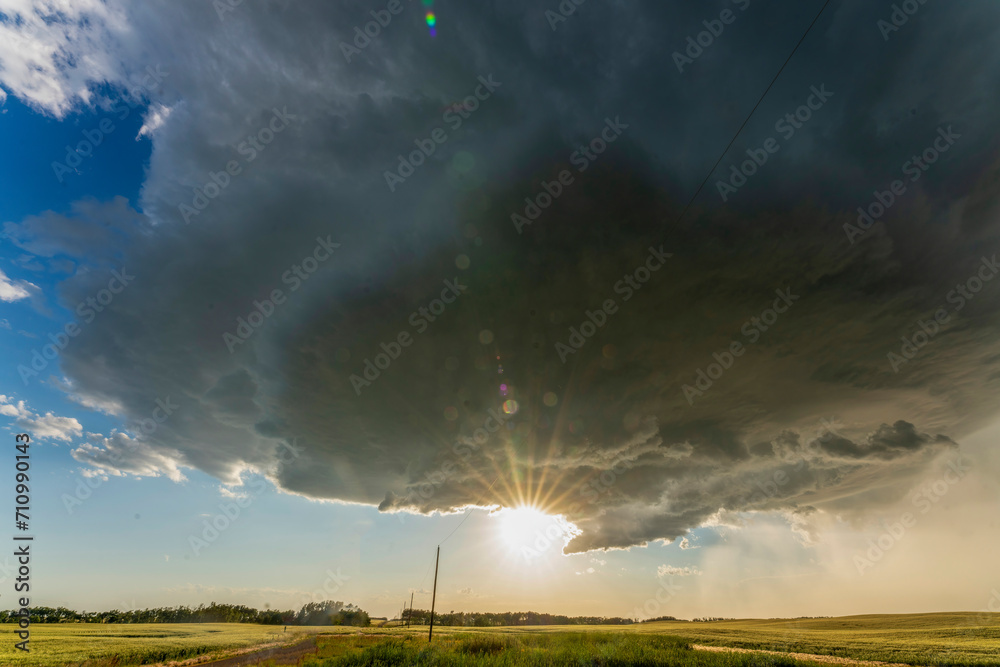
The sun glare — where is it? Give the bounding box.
[493,506,580,558]
[498,507,550,546]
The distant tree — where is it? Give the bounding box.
[0,603,635,627]
[332,609,370,627]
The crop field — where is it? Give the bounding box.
[0,623,334,666]
[303,632,825,666]
[638,613,1000,666]
[0,613,997,666]
[314,613,1000,667]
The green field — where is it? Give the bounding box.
[344,613,1000,666]
[632,613,1000,666]
[0,623,334,666]
[303,632,823,667]
[1,613,998,666]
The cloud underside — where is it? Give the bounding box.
[2,1,1000,552]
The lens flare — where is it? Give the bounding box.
[422,0,436,37]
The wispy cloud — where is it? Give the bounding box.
[657,565,702,578]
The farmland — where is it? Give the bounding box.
[0,612,997,666]
[303,632,825,666]
[631,613,1000,666]
[340,614,1000,666]
[0,623,334,666]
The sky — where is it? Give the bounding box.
[1,0,1000,622]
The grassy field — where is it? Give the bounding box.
[0,622,333,666]
[0,613,997,666]
[314,613,1000,667]
[636,613,1000,666]
[303,632,824,666]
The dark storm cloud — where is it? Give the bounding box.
[817,421,955,461]
[16,0,1000,551]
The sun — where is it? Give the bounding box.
[497,507,552,547]
[492,506,580,557]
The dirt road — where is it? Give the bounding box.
[693,643,917,666]
[161,636,319,667]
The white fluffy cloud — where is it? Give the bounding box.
[0,394,82,441]
[71,431,188,482]
[0,0,133,117]
[0,268,37,302]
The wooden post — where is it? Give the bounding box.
[407,592,414,628]
[428,546,440,642]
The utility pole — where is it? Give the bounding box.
[407,592,414,628]
[428,545,440,642]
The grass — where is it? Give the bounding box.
[306,612,1000,667]
[0,622,331,666]
[304,632,819,666]
[2,613,998,666]
[631,613,1000,666]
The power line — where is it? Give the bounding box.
[418,548,437,590]
[672,0,835,227]
[439,473,501,545]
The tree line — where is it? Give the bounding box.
[401,609,635,626]
[0,601,370,626]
